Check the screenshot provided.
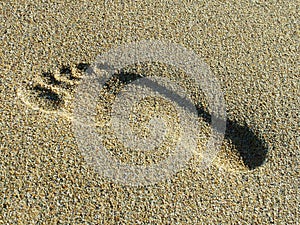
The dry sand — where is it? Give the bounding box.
[1,0,299,224]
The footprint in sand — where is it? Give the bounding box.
[17,63,90,118]
[17,65,268,173]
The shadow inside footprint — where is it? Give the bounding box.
[103,70,268,170]
[76,63,90,71]
[226,120,268,170]
[42,71,61,86]
[196,103,268,170]
[60,64,82,81]
[32,85,64,110]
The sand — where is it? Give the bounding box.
[1,0,299,224]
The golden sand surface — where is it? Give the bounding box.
[1,1,299,224]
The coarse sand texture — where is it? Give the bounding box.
[1,1,299,224]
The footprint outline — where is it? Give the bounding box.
[17,65,269,172]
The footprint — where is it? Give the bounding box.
[196,103,268,172]
[17,63,89,118]
[17,64,268,172]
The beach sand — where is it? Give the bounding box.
[1,0,299,224]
